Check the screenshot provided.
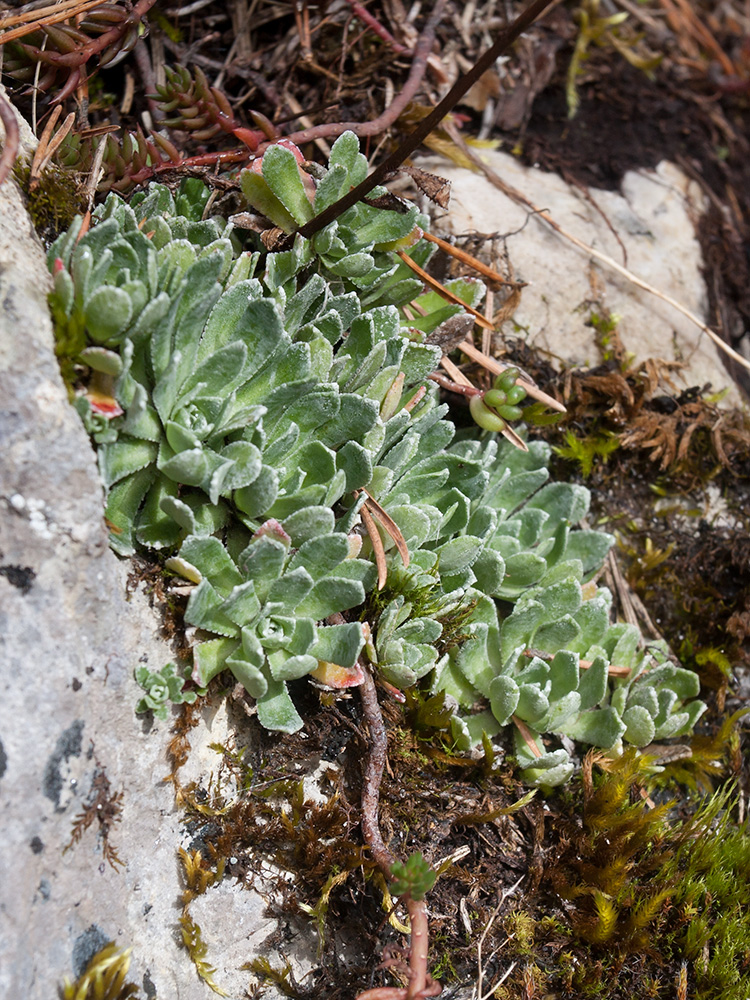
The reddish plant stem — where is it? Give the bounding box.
[428,372,481,397]
[358,666,439,1000]
[260,0,445,153]
[27,0,159,69]
[359,664,395,878]
[342,0,413,56]
[294,0,557,242]
[0,88,20,189]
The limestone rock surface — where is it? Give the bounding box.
[0,130,276,1000]
[419,150,740,405]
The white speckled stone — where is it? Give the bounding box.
[418,149,741,405]
[0,96,280,1000]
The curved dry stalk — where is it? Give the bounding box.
[0,88,20,189]
[445,124,750,377]
[357,666,441,1000]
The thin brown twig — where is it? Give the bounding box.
[0,0,105,45]
[445,124,750,376]
[293,0,557,243]
[15,0,159,70]
[0,89,21,189]
[359,664,395,877]
[357,666,440,1000]
[343,0,413,56]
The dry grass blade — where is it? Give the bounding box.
[397,249,494,330]
[359,499,388,590]
[0,89,20,189]
[30,109,75,185]
[458,339,566,412]
[0,0,106,45]
[512,715,542,757]
[423,231,525,287]
[362,489,410,569]
[446,125,750,376]
[440,354,473,387]
[499,421,529,452]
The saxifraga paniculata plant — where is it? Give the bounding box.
[48,131,706,784]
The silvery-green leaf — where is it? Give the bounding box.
[436,535,483,575]
[193,636,238,686]
[99,438,157,487]
[489,675,519,726]
[325,252,374,278]
[310,622,365,669]
[295,577,365,619]
[522,760,575,788]
[266,566,314,609]
[531,615,581,654]
[80,346,122,375]
[572,596,611,652]
[535,579,582,626]
[578,657,608,710]
[549,650,580,701]
[394,617,442,645]
[257,678,303,733]
[180,535,243,593]
[653,712,690,740]
[261,144,315,226]
[539,691,581,732]
[450,711,500,750]
[603,623,642,668]
[516,683,549,725]
[184,580,239,636]
[328,130,368,186]
[287,533,349,580]
[498,551,548,597]
[225,652,268,699]
[104,467,155,556]
[526,482,590,533]
[282,506,336,545]
[233,465,280,519]
[484,467,549,514]
[221,581,262,628]
[565,706,626,748]
[83,286,133,344]
[564,529,615,576]
[627,685,660,717]
[135,474,181,549]
[240,171,298,233]
[267,650,318,682]
[622,705,656,746]
[500,600,544,661]
[514,736,565,771]
[313,163,349,214]
[236,535,286,592]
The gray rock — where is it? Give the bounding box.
[0,109,277,999]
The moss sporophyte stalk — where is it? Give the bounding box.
[49,132,706,786]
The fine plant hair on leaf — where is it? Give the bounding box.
[49,131,707,785]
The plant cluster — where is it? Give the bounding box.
[49,132,706,784]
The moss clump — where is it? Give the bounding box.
[13,159,85,242]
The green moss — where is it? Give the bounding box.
[13,159,84,241]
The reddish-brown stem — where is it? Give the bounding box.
[428,372,481,397]
[0,88,20,189]
[38,0,159,69]
[359,664,395,878]
[257,0,445,156]
[357,667,439,1000]
[294,0,557,242]
[343,0,412,56]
